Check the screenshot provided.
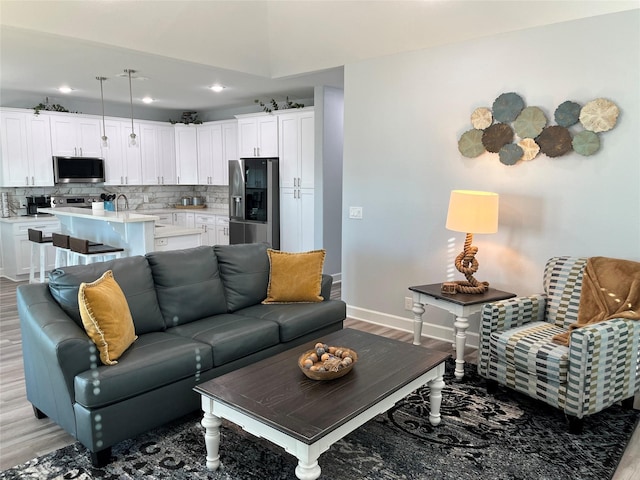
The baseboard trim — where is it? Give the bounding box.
[346,305,479,348]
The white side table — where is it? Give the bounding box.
[409,283,515,380]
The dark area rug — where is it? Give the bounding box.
[2,360,638,480]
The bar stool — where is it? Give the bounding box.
[28,229,52,284]
[53,234,106,266]
[52,233,73,268]
[68,237,124,265]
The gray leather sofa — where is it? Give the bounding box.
[17,243,345,466]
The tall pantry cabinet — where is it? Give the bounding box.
[278,109,315,252]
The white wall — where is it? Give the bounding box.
[342,10,640,345]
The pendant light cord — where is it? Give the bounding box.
[125,69,136,138]
[96,76,107,140]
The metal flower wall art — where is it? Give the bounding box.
[458,93,620,166]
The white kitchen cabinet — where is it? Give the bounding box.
[140,122,176,185]
[280,187,315,252]
[220,121,237,184]
[0,108,54,187]
[279,109,315,189]
[172,211,195,228]
[0,218,60,281]
[196,120,236,186]
[103,119,142,185]
[196,124,222,186]
[155,212,174,224]
[175,125,198,184]
[236,114,278,158]
[194,213,217,245]
[215,215,230,245]
[49,113,102,157]
[278,109,315,252]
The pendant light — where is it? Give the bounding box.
[96,76,108,147]
[124,69,137,146]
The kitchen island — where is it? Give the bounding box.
[40,207,205,256]
[39,207,186,257]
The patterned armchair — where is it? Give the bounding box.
[478,256,640,432]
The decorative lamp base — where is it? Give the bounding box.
[452,233,490,294]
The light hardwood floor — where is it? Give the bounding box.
[0,277,638,478]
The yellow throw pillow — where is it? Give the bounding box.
[263,249,326,304]
[78,270,137,365]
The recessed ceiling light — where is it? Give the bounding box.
[58,86,73,93]
[210,84,225,93]
[142,96,154,104]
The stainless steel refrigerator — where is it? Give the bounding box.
[229,158,280,249]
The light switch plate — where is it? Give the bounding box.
[349,206,363,219]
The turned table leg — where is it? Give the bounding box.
[412,301,425,345]
[201,412,222,471]
[428,374,445,426]
[453,315,469,379]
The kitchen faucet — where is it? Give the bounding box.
[115,194,129,213]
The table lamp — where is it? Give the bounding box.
[445,190,499,294]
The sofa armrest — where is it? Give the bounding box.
[478,294,547,374]
[17,284,94,436]
[321,274,334,301]
[565,318,640,417]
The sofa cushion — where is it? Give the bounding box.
[214,243,270,312]
[146,247,227,328]
[489,321,569,384]
[238,300,346,342]
[48,256,165,335]
[74,332,213,408]
[165,314,280,367]
[263,249,326,304]
[78,270,137,365]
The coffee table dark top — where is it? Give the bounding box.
[194,328,450,444]
[409,283,516,306]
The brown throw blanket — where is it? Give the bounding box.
[552,256,640,346]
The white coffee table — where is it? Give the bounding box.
[194,328,449,480]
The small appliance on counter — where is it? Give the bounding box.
[25,196,52,216]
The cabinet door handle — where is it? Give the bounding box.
[178,176,180,183]
[25,176,29,185]
[80,147,83,157]
[32,176,35,185]
[162,176,164,184]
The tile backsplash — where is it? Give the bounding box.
[0,184,229,216]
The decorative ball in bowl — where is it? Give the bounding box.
[298,342,358,381]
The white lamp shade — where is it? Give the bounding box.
[446,190,499,234]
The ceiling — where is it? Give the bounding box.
[1,1,637,114]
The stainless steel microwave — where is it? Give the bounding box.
[53,156,105,184]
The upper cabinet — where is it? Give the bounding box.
[102,119,142,185]
[236,113,278,158]
[0,108,54,187]
[49,113,102,157]
[196,120,237,185]
[278,109,315,190]
[140,121,176,185]
[175,125,198,185]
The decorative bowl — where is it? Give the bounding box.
[298,346,358,381]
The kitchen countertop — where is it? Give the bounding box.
[147,206,229,216]
[0,215,59,223]
[0,206,229,223]
[38,207,160,223]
